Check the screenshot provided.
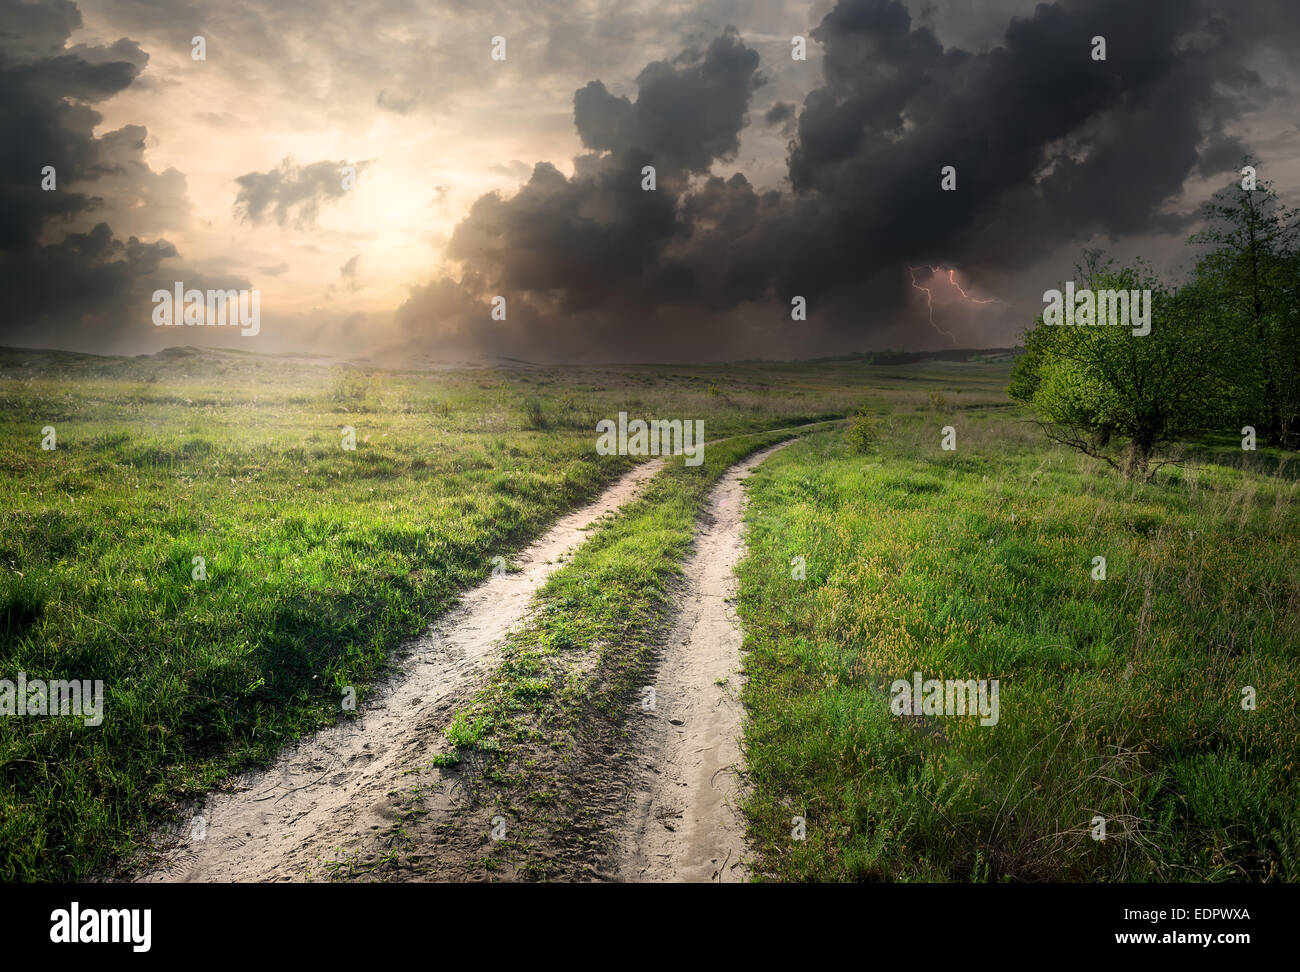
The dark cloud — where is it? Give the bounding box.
[783,0,1223,276]
[399,0,1297,360]
[66,36,148,69]
[573,27,762,175]
[0,0,192,350]
[88,124,192,235]
[0,0,83,57]
[443,26,765,300]
[394,27,766,359]
[5,0,1300,360]
[0,2,143,251]
[233,158,370,227]
[0,222,178,348]
[763,100,796,134]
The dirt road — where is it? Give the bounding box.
[135,460,663,882]
[614,440,790,881]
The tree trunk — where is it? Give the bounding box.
[1123,437,1151,479]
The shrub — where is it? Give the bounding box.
[328,367,371,404]
[521,397,548,430]
[846,408,879,453]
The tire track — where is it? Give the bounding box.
[614,440,791,882]
[132,459,664,883]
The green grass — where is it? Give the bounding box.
[737,398,1300,881]
[0,346,866,881]
[7,344,1291,884]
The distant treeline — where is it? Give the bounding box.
[816,347,1022,366]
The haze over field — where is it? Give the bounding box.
[5,0,1300,361]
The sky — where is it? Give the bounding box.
[2,0,1299,363]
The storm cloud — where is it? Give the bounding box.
[0,0,192,349]
[396,0,1300,360]
[4,0,1300,360]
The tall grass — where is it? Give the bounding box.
[737,405,1299,881]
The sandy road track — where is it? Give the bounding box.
[134,460,663,883]
[614,441,790,882]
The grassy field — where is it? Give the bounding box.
[737,376,1300,881]
[0,346,852,881]
[3,345,1294,882]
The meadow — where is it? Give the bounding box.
[1,345,1294,882]
[737,379,1299,881]
[0,345,850,881]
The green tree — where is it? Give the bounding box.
[1276,248,1300,445]
[1189,158,1300,447]
[1010,257,1235,479]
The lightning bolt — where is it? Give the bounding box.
[907,265,953,342]
[907,265,1000,343]
[944,268,997,305]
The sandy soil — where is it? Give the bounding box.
[614,441,790,882]
[132,459,663,883]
